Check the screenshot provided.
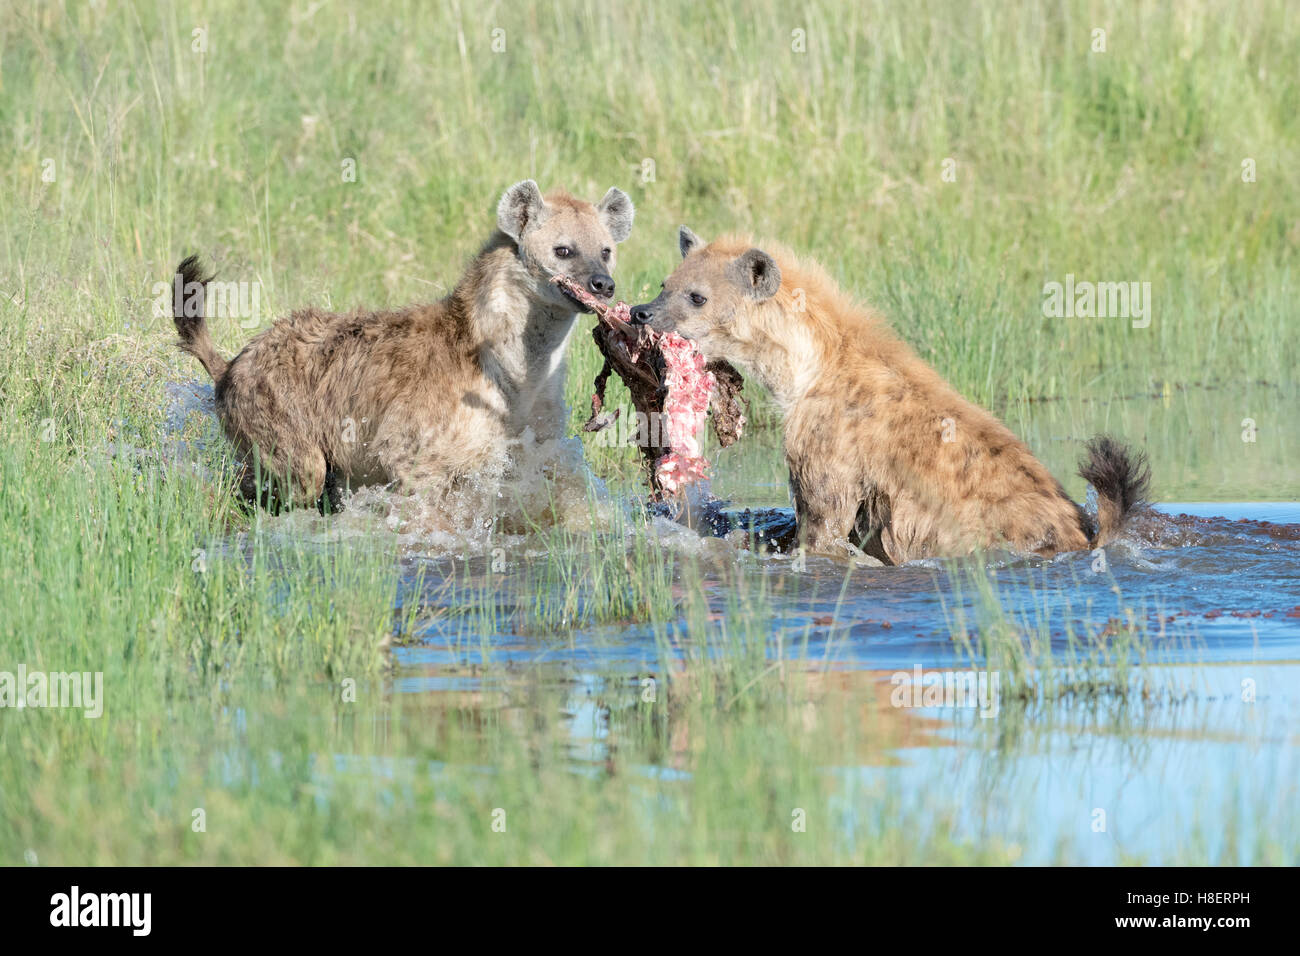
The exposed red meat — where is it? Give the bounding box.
[552,274,746,498]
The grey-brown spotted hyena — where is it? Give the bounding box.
[631,228,1150,563]
[172,181,633,511]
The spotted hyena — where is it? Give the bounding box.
[630,227,1150,562]
[172,180,633,511]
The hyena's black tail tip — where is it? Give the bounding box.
[171,253,228,382]
[1079,435,1152,546]
[172,254,213,318]
[176,253,205,281]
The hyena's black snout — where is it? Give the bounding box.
[630,303,675,334]
[588,272,615,300]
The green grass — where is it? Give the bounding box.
[1,0,1296,865]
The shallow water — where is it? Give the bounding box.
[176,380,1299,862]
[380,489,1299,863]
[394,498,1300,668]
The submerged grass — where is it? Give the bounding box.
[943,556,1154,703]
[1,0,1295,864]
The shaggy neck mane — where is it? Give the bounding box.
[449,233,524,318]
[455,232,571,330]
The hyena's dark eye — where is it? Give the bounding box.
[553,246,573,259]
[601,248,611,262]
[689,292,707,307]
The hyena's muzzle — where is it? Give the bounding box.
[629,295,679,335]
[557,262,616,312]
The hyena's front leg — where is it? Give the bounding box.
[788,468,862,557]
[375,429,453,497]
[526,383,571,444]
[373,410,504,497]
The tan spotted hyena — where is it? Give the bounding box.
[172,181,633,511]
[630,228,1150,563]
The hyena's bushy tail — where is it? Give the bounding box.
[172,254,229,381]
[1078,435,1151,547]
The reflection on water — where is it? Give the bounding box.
[384,494,1297,863]
[856,662,1299,864]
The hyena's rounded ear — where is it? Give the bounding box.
[731,248,782,300]
[497,180,547,241]
[679,225,704,259]
[597,187,634,243]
